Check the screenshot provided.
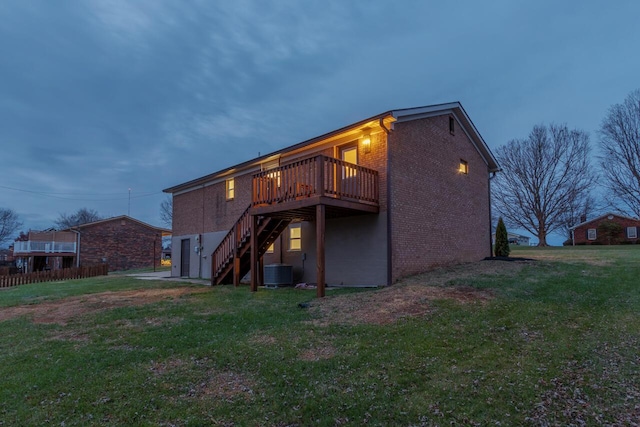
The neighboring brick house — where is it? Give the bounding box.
[14,216,171,272]
[570,213,640,245]
[69,216,170,271]
[164,102,500,296]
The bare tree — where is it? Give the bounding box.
[0,208,22,246]
[599,89,640,217]
[160,196,172,228]
[493,124,596,246]
[55,208,102,229]
[559,193,599,243]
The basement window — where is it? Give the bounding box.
[289,224,301,251]
[226,178,235,200]
[627,227,638,239]
[587,228,596,240]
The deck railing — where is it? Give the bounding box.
[13,241,77,255]
[252,155,379,207]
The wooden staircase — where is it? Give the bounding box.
[211,205,291,286]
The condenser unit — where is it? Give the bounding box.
[263,264,293,288]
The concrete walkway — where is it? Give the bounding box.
[126,270,210,285]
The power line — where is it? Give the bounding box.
[0,185,161,202]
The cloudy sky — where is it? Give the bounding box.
[1,1,639,244]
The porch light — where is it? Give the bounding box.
[459,159,468,174]
[361,128,371,153]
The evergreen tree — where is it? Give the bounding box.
[494,217,510,257]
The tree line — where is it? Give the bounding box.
[492,89,640,246]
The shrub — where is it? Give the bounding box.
[494,217,510,257]
[597,221,623,245]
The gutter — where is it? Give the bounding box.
[381,118,393,287]
[488,171,499,256]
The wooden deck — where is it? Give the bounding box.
[250,154,379,220]
[211,154,381,297]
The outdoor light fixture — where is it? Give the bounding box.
[361,128,371,153]
[459,159,469,174]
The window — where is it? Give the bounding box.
[226,178,235,200]
[262,159,281,187]
[627,227,638,239]
[587,228,597,240]
[340,144,358,179]
[289,224,301,251]
[459,159,468,174]
[449,116,455,135]
[266,243,275,253]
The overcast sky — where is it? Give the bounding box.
[1,1,639,244]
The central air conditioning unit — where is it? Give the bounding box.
[263,264,293,288]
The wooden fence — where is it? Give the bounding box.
[0,265,109,288]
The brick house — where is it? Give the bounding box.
[163,102,500,296]
[570,213,640,245]
[13,216,171,272]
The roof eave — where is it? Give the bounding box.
[163,111,393,194]
[391,102,500,172]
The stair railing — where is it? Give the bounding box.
[211,205,251,281]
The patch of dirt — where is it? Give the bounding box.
[298,344,337,361]
[249,334,277,346]
[311,260,528,326]
[197,371,256,401]
[150,358,187,376]
[47,330,91,343]
[151,357,256,402]
[0,287,206,325]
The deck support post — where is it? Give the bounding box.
[233,252,240,287]
[250,215,259,292]
[233,223,240,286]
[259,256,264,287]
[316,204,325,298]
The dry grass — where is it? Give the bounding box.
[310,260,526,326]
[0,287,207,325]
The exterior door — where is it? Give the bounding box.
[339,143,358,196]
[180,238,190,277]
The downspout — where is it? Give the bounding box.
[380,117,393,287]
[488,171,498,256]
[199,183,205,278]
[70,229,81,268]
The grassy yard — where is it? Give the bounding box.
[0,246,639,426]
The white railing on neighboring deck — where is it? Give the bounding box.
[13,241,77,255]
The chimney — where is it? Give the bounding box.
[580,214,587,223]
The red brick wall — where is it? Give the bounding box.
[357,131,388,212]
[172,174,252,236]
[79,218,164,271]
[389,114,492,281]
[573,215,640,245]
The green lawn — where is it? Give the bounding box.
[1,246,639,425]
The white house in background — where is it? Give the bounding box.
[492,232,530,246]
